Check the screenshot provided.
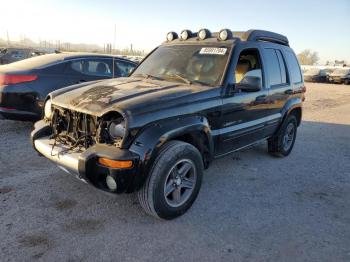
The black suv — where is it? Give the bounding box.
[31,29,305,219]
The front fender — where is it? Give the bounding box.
[128,115,214,189]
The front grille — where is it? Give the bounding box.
[51,106,99,150]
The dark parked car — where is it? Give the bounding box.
[327,68,350,84]
[31,29,305,219]
[303,68,332,83]
[0,47,59,65]
[0,53,137,120]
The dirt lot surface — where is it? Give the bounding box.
[1,83,349,262]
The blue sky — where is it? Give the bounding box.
[1,0,349,63]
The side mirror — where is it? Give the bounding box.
[236,76,262,92]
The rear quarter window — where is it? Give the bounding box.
[284,50,302,83]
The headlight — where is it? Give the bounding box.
[108,121,126,139]
[44,99,52,120]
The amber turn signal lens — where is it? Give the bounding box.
[98,158,133,169]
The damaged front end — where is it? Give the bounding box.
[50,105,125,152]
[31,104,140,194]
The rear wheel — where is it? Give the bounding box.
[268,114,298,157]
[138,141,203,219]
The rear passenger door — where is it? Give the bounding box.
[263,47,304,124]
[262,48,290,126]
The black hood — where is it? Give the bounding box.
[51,77,215,117]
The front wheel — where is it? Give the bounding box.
[268,114,298,157]
[138,141,204,219]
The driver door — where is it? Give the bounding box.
[217,47,273,156]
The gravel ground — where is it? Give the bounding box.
[1,83,350,262]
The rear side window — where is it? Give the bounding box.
[264,49,285,86]
[284,50,302,83]
[276,50,287,84]
[70,59,112,77]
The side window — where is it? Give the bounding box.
[276,50,288,84]
[11,50,24,59]
[234,49,263,86]
[264,49,285,86]
[284,50,302,83]
[114,60,136,77]
[69,59,112,77]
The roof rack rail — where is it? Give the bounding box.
[240,30,289,46]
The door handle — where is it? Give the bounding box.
[256,95,267,101]
[77,79,86,83]
[284,89,293,95]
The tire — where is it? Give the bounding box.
[138,140,204,219]
[268,114,298,157]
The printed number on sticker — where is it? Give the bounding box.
[199,47,227,55]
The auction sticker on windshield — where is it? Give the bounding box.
[199,47,227,55]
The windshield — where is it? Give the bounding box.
[332,69,349,75]
[305,68,320,75]
[131,45,231,86]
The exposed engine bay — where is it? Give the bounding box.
[50,106,124,152]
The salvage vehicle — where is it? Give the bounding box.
[0,53,137,121]
[327,68,350,84]
[31,29,305,219]
[303,68,332,83]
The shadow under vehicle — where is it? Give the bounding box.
[31,29,305,219]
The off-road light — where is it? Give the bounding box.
[44,99,52,120]
[166,32,178,41]
[218,29,232,41]
[180,30,192,40]
[198,29,211,40]
[106,175,117,191]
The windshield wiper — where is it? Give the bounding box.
[167,74,192,85]
[133,73,163,80]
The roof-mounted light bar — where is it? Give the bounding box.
[166,28,235,42]
[166,32,178,42]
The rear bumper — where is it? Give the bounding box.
[0,88,41,121]
[327,77,344,83]
[0,107,40,121]
[31,120,141,193]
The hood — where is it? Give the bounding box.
[51,77,214,117]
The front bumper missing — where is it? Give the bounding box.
[31,120,141,193]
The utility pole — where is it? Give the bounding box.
[6,30,10,46]
[113,24,116,54]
